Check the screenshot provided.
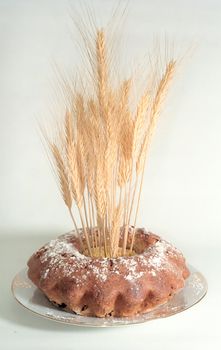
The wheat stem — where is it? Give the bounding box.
[78,206,92,256]
[68,208,84,250]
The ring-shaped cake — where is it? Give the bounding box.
[27,228,189,317]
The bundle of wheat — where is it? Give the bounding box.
[43,25,176,258]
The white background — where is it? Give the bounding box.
[0,0,220,349]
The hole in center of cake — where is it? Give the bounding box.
[82,246,136,258]
[77,227,155,258]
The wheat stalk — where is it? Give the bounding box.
[130,60,177,251]
[49,143,83,248]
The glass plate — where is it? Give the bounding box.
[11,265,207,327]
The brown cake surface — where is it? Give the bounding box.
[27,228,189,317]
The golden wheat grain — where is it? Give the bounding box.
[119,112,134,160]
[66,141,83,207]
[151,60,176,121]
[119,79,132,111]
[50,143,72,209]
[136,134,148,175]
[64,109,74,147]
[132,91,150,156]
[76,137,86,191]
[94,156,107,225]
[118,157,132,187]
[96,30,108,111]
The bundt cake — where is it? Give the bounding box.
[27,228,189,317]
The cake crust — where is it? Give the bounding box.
[27,228,189,317]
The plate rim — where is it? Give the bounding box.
[11,265,208,327]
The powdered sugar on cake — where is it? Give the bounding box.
[38,231,183,285]
[40,239,86,263]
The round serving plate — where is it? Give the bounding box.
[11,265,207,327]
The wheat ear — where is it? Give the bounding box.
[130,60,177,251]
